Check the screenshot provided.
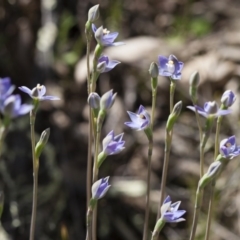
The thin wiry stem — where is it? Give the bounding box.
[92,116,103,240]
[199,145,204,178]
[142,139,153,240]
[29,110,38,240]
[158,129,173,218]
[151,88,157,128]
[157,80,176,219]
[204,116,223,240]
[86,208,93,240]
[85,27,93,208]
[194,110,203,142]
[189,186,203,240]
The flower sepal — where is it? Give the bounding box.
[89,198,98,211]
[144,127,153,142]
[97,151,107,168]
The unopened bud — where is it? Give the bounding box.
[88,4,100,23]
[189,71,200,104]
[35,128,50,158]
[88,93,100,109]
[149,62,159,78]
[166,101,182,132]
[189,71,200,87]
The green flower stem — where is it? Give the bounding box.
[151,218,165,240]
[204,114,223,240]
[170,80,176,112]
[151,85,158,128]
[199,117,214,178]
[142,133,153,240]
[157,79,176,219]
[189,185,203,240]
[86,199,97,240]
[204,180,216,240]
[92,110,105,240]
[29,109,39,240]
[158,129,173,219]
[90,44,102,92]
[85,23,93,207]
[194,109,203,142]
[87,109,94,207]
[0,126,6,158]
[86,207,93,240]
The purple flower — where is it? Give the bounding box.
[0,94,33,119]
[221,90,236,108]
[220,136,240,159]
[125,105,151,131]
[19,84,60,101]
[97,55,120,73]
[92,177,111,200]
[160,196,186,223]
[102,131,125,156]
[158,55,184,80]
[0,77,15,102]
[92,24,124,47]
[187,101,231,118]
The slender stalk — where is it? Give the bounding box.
[169,80,176,112]
[158,129,172,218]
[199,118,214,178]
[92,114,104,240]
[189,186,203,240]
[86,207,93,240]
[29,110,38,240]
[85,27,93,207]
[204,116,223,240]
[157,79,176,219]
[199,145,204,178]
[142,139,153,240]
[194,110,203,142]
[151,88,157,128]
[0,127,5,158]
